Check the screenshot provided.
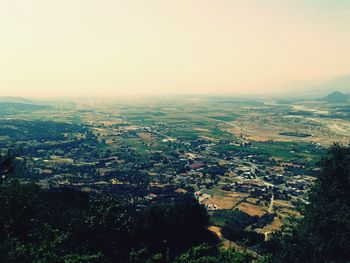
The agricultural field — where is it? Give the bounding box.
[0,95,347,239]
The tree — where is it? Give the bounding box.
[270,144,350,263]
[134,194,213,258]
[174,243,252,263]
[0,150,17,183]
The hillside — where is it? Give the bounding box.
[321,91,349,103]
[293,74,350,98]
[0,102,50,115]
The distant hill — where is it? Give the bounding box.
[0,96,33,104]
[279,74,350,101]
[308,74,350,97]
[321,91,349,103]
[0,102,50,115]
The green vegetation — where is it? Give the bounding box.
[278,132,311,138]
[213,141,324,163]
[1,142,350,262]
[207,115,240,122]
[0,96,349,262]
[0,120,86,142]
[175,244,252,263]
[0,102,50,115]
[210,210,256,228]
[211,210,269,247]
[0,164,214,262]
[267,144,350,262]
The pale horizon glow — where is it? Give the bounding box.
[1,0,350,97]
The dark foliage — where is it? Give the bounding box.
[268,144,350,263]
[0,119,86,142]
[0,150,20,183]
[134,195,215,258]
[0,178,213,262]
[214,210,265,247]
[174,243,253,263]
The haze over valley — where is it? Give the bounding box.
[1,1,350,262]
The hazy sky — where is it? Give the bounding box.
[1,0,350,97]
